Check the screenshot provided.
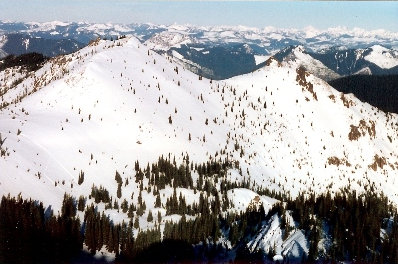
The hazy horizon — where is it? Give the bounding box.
[0,1,397,32]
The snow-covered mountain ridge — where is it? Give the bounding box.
[1,35,398,262]
[1,35,398,210]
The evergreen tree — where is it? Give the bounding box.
[157,211,162,223]
[78,195,86,211]
[117,184,122,199]
[78,170,84,185]
[61,194,76,218]
[121,199,128,213]
[134,216,139,229]
[147,210,153,222]
[155,193,161,208]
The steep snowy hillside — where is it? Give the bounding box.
[1,36,398,209]
[225,59,398,201]
[0,37,220,210]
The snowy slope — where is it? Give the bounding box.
[1,36,398,215]
[224,58,398,202]
[0,37,222,210]
[364,45,398,69]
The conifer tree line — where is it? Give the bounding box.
[1,155,398,263]
[285,190,398,263]
[0,194,82,263]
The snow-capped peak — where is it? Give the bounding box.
[276,45,340,81]
[364,44,398,69]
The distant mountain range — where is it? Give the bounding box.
[0,33,84,57]
[1,21,398,81]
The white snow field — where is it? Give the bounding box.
[364,45,398,69]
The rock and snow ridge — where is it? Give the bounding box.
[275,45,341,81]
[364,44,398,69]
[1,36,398,259]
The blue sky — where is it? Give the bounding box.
[1,1,397,31]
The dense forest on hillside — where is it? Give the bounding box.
[329,75,398,114]
[1,156,397,263]
[0,53,47,72]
